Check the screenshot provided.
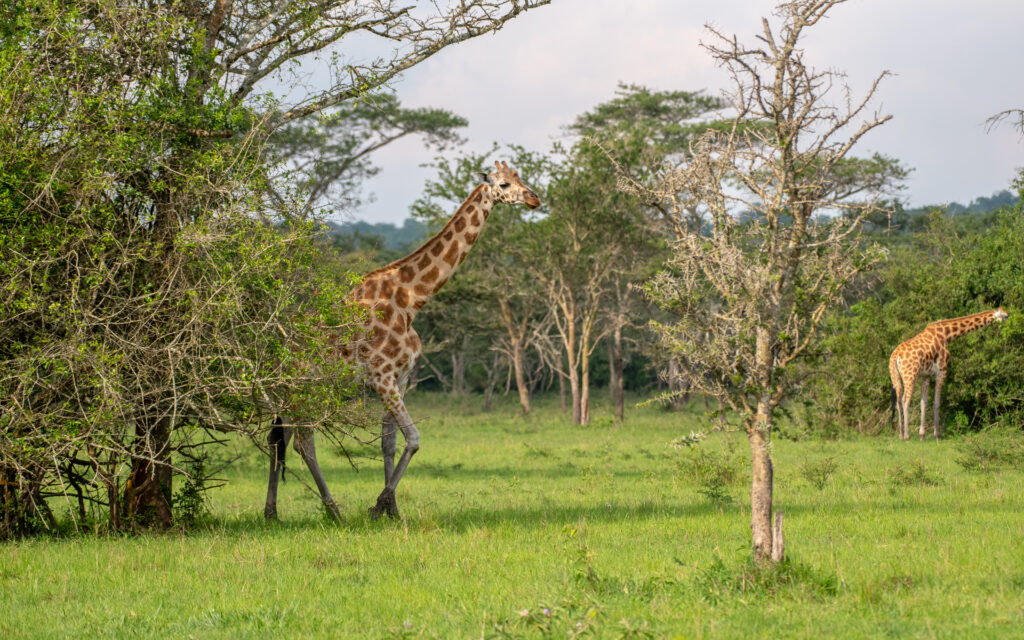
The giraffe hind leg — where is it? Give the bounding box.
[919,378,929,441]
[370,387,419,520]
[264,417,293,520]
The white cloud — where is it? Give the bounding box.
[344,0,1024,224]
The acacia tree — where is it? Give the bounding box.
[628,0,905,563]
[269,93,467,216]
[568,85,725,419]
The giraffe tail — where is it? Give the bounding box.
[269,416,287,482]
[889,385,897,425]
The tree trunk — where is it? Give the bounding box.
[749,327,779,564]
[558,373,567,414]
[608,330,624,421]
[451,350,466,396]
[482,351,501,412]
[580,337,591,426]
[569,366,582,424]
[126,415,173,529]
[512,340,530,414]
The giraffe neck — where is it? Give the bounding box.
[930,310,998,342]
[390,184,495,316]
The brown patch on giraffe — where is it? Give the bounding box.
[399,265,415,283]
[421,266,439,285]
[454,217,466,233]
[392,315,406,334]
[395,287,410,309]
[361,280,378,300]
[470,210,480,226]
[443,243,460,267]
[414,283,430,296]
[482,207,490,220]
[377,304,394,325]
[380,279,395,299]
[412,298,426,311]
[436,276,448,289]
[417,254,432,270]
[382,335,402,359]
[430,242,444,257]
[472,192,483,204]
[457,251,469,265]
[380,362,393,374]
[465,231,478,244]
[369,327,387,348]
[443,230,453,241]
[465,205,475,214]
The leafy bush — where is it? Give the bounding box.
[799,456,839,490]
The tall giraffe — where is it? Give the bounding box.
[264,161,540,520]
[889,307,1007,441]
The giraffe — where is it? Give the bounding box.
[263,161,540,520]
[889,307,1008,441]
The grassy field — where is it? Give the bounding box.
[2,393,1024,639]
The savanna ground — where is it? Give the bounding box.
[2,393,1024,639]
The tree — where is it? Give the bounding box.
[629,0,905,563]
[270,93,467,216]
[568,85,725,419]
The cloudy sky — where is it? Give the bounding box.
[338,0,1024,225]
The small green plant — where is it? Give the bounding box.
[799,456,839,490]
[172,456,211,528]
[694,555,839,604]
[955,431,1024,472]
[678,445,740,506]
[889,459,941,488]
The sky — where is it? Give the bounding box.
[332,0,1024,225]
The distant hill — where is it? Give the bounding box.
[325,218,429,253]
[903,189,1020,217]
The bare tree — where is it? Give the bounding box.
[624,0,905,564]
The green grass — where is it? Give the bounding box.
[3,393,1024,639]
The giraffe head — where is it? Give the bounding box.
[480,160,541,209]
[994,307,1008,322]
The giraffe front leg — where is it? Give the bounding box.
[933,375,944,440]
[919,378,929,441]
[381,410,398,486]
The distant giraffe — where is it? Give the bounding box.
[264,161,540,520]
[889,307,1008,440]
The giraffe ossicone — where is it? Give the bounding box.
[889,307,1007,441]
[264,161,541,521]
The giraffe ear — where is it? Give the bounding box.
[479,172,494,186]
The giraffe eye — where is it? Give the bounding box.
[499,182,511,189]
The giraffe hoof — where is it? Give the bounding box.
[369,489,400,520]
